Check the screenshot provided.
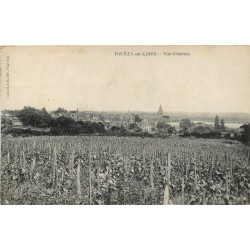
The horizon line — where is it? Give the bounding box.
[1,107,250,115]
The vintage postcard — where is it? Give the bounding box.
[0,46,249,205]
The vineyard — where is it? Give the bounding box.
[1,136,250,205]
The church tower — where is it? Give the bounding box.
[158,104,164,117]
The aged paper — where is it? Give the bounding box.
[0,46,249,205]
[1,46,250,112]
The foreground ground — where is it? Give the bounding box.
[1,136,249,205]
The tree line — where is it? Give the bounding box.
[15,106,105,135]
[2,107,250,145]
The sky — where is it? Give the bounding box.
[1,46,249,113]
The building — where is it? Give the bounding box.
[11,117,23,126]
[90,115,99,122]
[110,120,130,129]
[139,119,152,132]
[158,104,164,117]
[143,105,171,130]
[147,118,158,130]
[159,115,171,123]
[68,113,78,120]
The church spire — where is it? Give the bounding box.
[158,104,164,116]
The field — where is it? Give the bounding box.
[1,136,250,205]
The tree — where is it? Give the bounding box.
[120,125,127,135]
[76,121,94,134]
[17,106,53,128]
[220,118,226,131]
[110,126,120,132]
[167,126,177,134]
[134,114,142,123]
[53,116,75,127]
[192,125,212,134]
[129,123,139,130]
[240,124,250,145]
[55,107,67,114]
[157,122,176,134]
[157,121,167,129]
[92,122,105,133]
[41,107,48,113]
[1,117,12,126]
[214,115,220,132]
[50,116,76,134]
[179,118,192,134]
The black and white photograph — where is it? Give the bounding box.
[1,1,250,249]
[1,46,249,205]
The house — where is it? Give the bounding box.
[11,117,22,126]
[90,115,99,122]
[50,112,63,118]
[68,112,78,121]
[110,120,129,129]
[3,113,11,118]
[103,117,111,123]
[147,118,158,130]
[139,119,152,132]
[159,115,171,124]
